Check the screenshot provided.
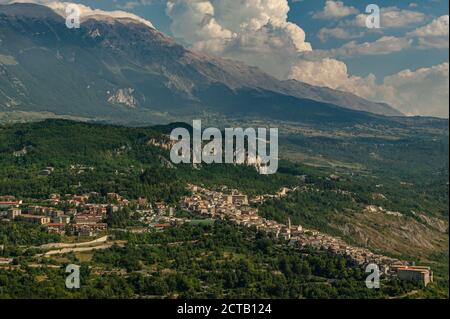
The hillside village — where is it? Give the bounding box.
[0,182,434,287]
[0,192,181,237]
[181,185,433,286]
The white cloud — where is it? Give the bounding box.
[317,26,363,42]
[315,17,448,57]
[312,0,358,20]
[289,60,449,118]
[288,58,379,99]
[323,15,449,56]
[317,6,428,42]
[380,6,427,28]
[353,6,427,28]
[166,0,312,78]
[116,0,155,10]
[380,63,449,117]
[408,15,449,49]
[312,15,449,57]
[299,36,413,62]
[328,36,413,57]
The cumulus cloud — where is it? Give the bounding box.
[289,60,449,118]
[379,63,449,117]
[116,0,155,10]
[289,25,448,118]
[314,15,449,57]
[300,36,415,62]
[353,6,427,28]
[327,36,413,57]
[315,17,448,57]
[319,6,428,41]
[408,15,449,49]
[317,26,364,42]
[320,15,449,56]
[379,6,427,28]
[166,0,312,78]
[312,0,358,20]
[288,58,379,98]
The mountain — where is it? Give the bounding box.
[0,3,402,126]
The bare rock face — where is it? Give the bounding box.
[333,209,448,259]
[108,88,138,108]
[412,211,449,234]
[89,28,102,39]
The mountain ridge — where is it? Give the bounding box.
[0,2,404,126]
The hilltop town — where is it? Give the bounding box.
[181,185,433,286]
[0,192,181,237]
[0,184,434,287]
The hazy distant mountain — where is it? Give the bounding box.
[0,3,402,126]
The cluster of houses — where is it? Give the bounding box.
[133,198,191,231]
[181,185,433,286]
[0,187,434,286]
[0,194,110,237]
[250,186,301,204]
[0,192,185,237]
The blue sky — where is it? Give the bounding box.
[3,0,449,117]
[288,0,449,78]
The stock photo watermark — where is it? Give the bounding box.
[65,4,81,29]
[366,4,381,29]
[170,120,279,175]
[65,264,81,289]
[365,263,381,289]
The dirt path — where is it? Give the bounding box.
[38,236,109,250]
[35,240,126,257]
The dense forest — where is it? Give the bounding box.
[0,120,306,202]
[0,222,427,299]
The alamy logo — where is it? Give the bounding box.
[366,4,381,29]
[65,264,81,289]
[170,120,279,175]
[365,263,381,289]
[66,4,81,29]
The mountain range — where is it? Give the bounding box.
[0,3,403,126]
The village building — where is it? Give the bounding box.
[138,197,149,208]
[0,196,16,201]
[71,223,108,237]
[0,200,22,209]
[51,215,71,224]
[391,265,434,286]
[7,207,21,219]
[227,194,249,206]
[75,214,103,225]
[0,257,13,265]
[17,214,51,225]
[107,193,122,201]
[46,223,67,235]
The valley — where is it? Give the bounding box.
[0,119,448,298]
